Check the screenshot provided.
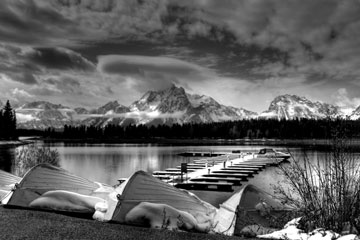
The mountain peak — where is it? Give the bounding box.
[271,94,309,104]
[20,101,69,110]
[187,93,219,108]
[131,84,190,113]
[261,94,341,120]
[103,100,119,107]
[161,83,185,95]
[93,100,129,114]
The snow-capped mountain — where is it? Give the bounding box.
[74,107,89,115]
[16,101,75,129]
[186,93,257,123]
[80,101,130,127]
[90,101,130,115]
[349,106,360,120]
[12,86,359,129]
[14,85,256,129]
[259,95,342,120]
[131,85,191,113]
[127,84,257,125]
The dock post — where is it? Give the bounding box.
[181,163,187,183]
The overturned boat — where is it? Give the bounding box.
[5,164,114,214]
[214,184,292,236]
[256,148,290,160]
[110,170,217,231]
[1,163,291,236]
[3,164,217,232]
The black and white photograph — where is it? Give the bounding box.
[1,0,360,239]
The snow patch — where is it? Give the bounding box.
[16,113,39,123]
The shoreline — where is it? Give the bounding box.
[0,140,29,147]
[3,137,360,150]
[39,137,360,148]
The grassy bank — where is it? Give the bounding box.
[0,206,249,240]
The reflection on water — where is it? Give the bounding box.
[0,146,15,172]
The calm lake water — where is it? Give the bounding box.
[0,142,334,190]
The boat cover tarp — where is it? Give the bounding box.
[213,186,244,235]
[7,163,100,209]
[0,169,21,187]
[234,185,288,236]
[213,184,288,236]
[0,169,21,201]
[111,171,216,224]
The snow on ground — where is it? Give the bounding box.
[258,217,358,240]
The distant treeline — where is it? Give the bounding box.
[38,118,359,140]
[0,100,17,140]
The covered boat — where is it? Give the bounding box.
[110,171,216,228]
[257,148,290,160]
[0,169,21,203]
[213,184,291,236]
[6,164,113,213]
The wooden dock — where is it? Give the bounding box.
[152,150,289,195]
[178,152,226,157]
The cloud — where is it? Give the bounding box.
[0,44,41,84]
[1,0,360,113]
[10,88,35,104]
[6,72,38,85]
[0,0,85,46]
[25,47,96,71]
[333,88,360,111]
[44,76,82,94]
[0,43,96,87]
[12,88,33,98]
[52,0,168,42]
[170,1,360,84]
[98,55,203,75]
[74,110,185,121]
[97,54,212,92]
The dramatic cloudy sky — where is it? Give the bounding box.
[1,0,360,112]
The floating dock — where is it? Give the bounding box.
[153,150,289,190]
[177,152,226,157]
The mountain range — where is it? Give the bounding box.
[2,84,360,129]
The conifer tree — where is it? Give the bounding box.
[1,100,17,139]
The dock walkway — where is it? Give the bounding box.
[152,151,289,191]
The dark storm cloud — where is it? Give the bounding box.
[97,54,211,92]
[98,55,201,76]
[7,72,38,85]
[0,44,40,85]
[0,43,95,88]
[0,0,82,46]
[57,0,360,86]
[26,48,95,71]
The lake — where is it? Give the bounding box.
[0,142,333,191]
